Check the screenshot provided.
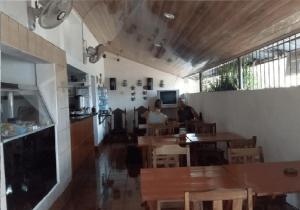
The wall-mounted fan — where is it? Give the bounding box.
[84,42,105,64]
[28,0,73,30]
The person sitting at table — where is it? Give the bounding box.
[142,99,168,124]
[177,98,199,124]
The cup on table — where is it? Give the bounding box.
[179,127,187,142]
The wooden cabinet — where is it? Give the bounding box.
[70,116,95,174]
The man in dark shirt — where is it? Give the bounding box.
[177,98,199,124]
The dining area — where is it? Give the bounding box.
[136,118,300,210]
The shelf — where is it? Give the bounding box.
[2,124,55,144]
[68,81,90,88]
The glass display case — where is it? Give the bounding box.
[4,126,57,210]
[1,83,54,142]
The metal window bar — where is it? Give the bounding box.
[272,43,275,88]
[277,42,282,87]
[294,35,298,86]
[296,36,299,86]
[283,40,286,87]
[289,37,292,86]
[200,31,300,92]
[268,46,271,88]
[277,41,281,88]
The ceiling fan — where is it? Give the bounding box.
[84,41,106,64]
[28,0,73,30]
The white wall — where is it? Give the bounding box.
[0,1,105,77]
[0,1,28,27]
[187,87,300,207]
[1,54,36,85]
[104,52,199,131]
[0,2,105,210]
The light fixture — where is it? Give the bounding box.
[164,12,175,20]
[154,42,162,47]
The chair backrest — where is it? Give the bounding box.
[112,108,127,131]
[185,188,253,210]
[185,120,200,133]
[195,122,216,134]
[199,112,203,122]
[133,106,148,127]
[228,136,257,148]
[228,147,264,164]
[153,144,190,168]
[147,123,176,136]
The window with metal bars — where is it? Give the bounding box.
[201,59,239,92]
[200,33,300,92]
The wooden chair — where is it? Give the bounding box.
[199,112,203,122]
[147,123,176,136]
[195,122,216,134]
[227,146,284,210]
[228,147,264,164]
[109,108,127,142]
[228,136,257,148]
[195,122,217,148]
[185,188,253,210]
[191,122,225,166]
[133,106,148,135]
[153,144,190,168]
[184,120,211,133]
[154,144,191,209]
[185,120,200,133]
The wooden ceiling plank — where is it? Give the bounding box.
[74,0,300,77]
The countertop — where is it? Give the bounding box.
[70,113,98,123]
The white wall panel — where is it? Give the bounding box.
[1,54,36,85]
[187,87,300,207]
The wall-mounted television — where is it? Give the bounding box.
[157,90,179,108]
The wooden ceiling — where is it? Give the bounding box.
[74,0,300,78]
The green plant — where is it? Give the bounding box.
[209,76,238,91]
[207,61,238,92]
[242,61,257,90]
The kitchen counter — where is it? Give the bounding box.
[70,115,95,174]
[70,113,98,123]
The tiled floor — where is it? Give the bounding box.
[61,144,143,210]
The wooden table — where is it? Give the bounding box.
[224,161,300,196]
[139,132,243,167]
[138,132,243,147]
[141,161,300,203]
[141,166,241,202]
